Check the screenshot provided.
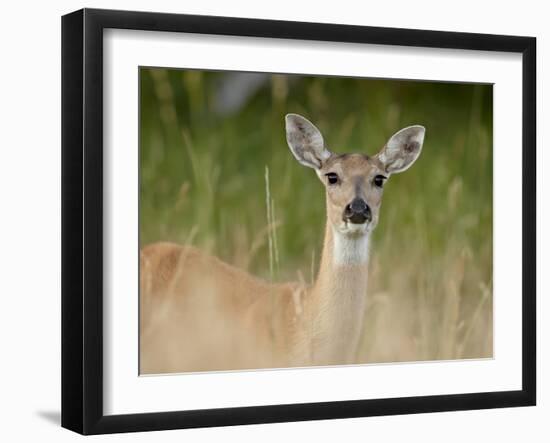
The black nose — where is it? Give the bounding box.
[344,198,372,224]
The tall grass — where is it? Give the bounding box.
[140,68,493,362]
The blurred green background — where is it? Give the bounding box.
[140,68,493,362]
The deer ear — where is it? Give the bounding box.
[285,114,331,169]
[375,125,425,174]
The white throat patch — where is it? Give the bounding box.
[332,228,370,266]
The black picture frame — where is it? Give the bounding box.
[61,8,536,435]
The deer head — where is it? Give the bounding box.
[285,113,425,237]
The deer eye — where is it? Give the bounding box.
[325,172,339,185]
[373,175,387,188]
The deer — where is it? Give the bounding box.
[140,114,425,374]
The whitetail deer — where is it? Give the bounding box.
[140,114,425,374]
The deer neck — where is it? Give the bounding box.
[303,220,370,365]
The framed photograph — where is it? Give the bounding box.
[61,8,536,434]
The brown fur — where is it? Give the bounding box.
[140,242,305,373]
[139,115,424,374]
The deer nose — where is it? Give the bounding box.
[344,198,372,224]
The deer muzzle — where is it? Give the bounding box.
[343,198,372,224]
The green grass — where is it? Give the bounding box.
[140,68,493,362]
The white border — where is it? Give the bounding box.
[103,29,523,415]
